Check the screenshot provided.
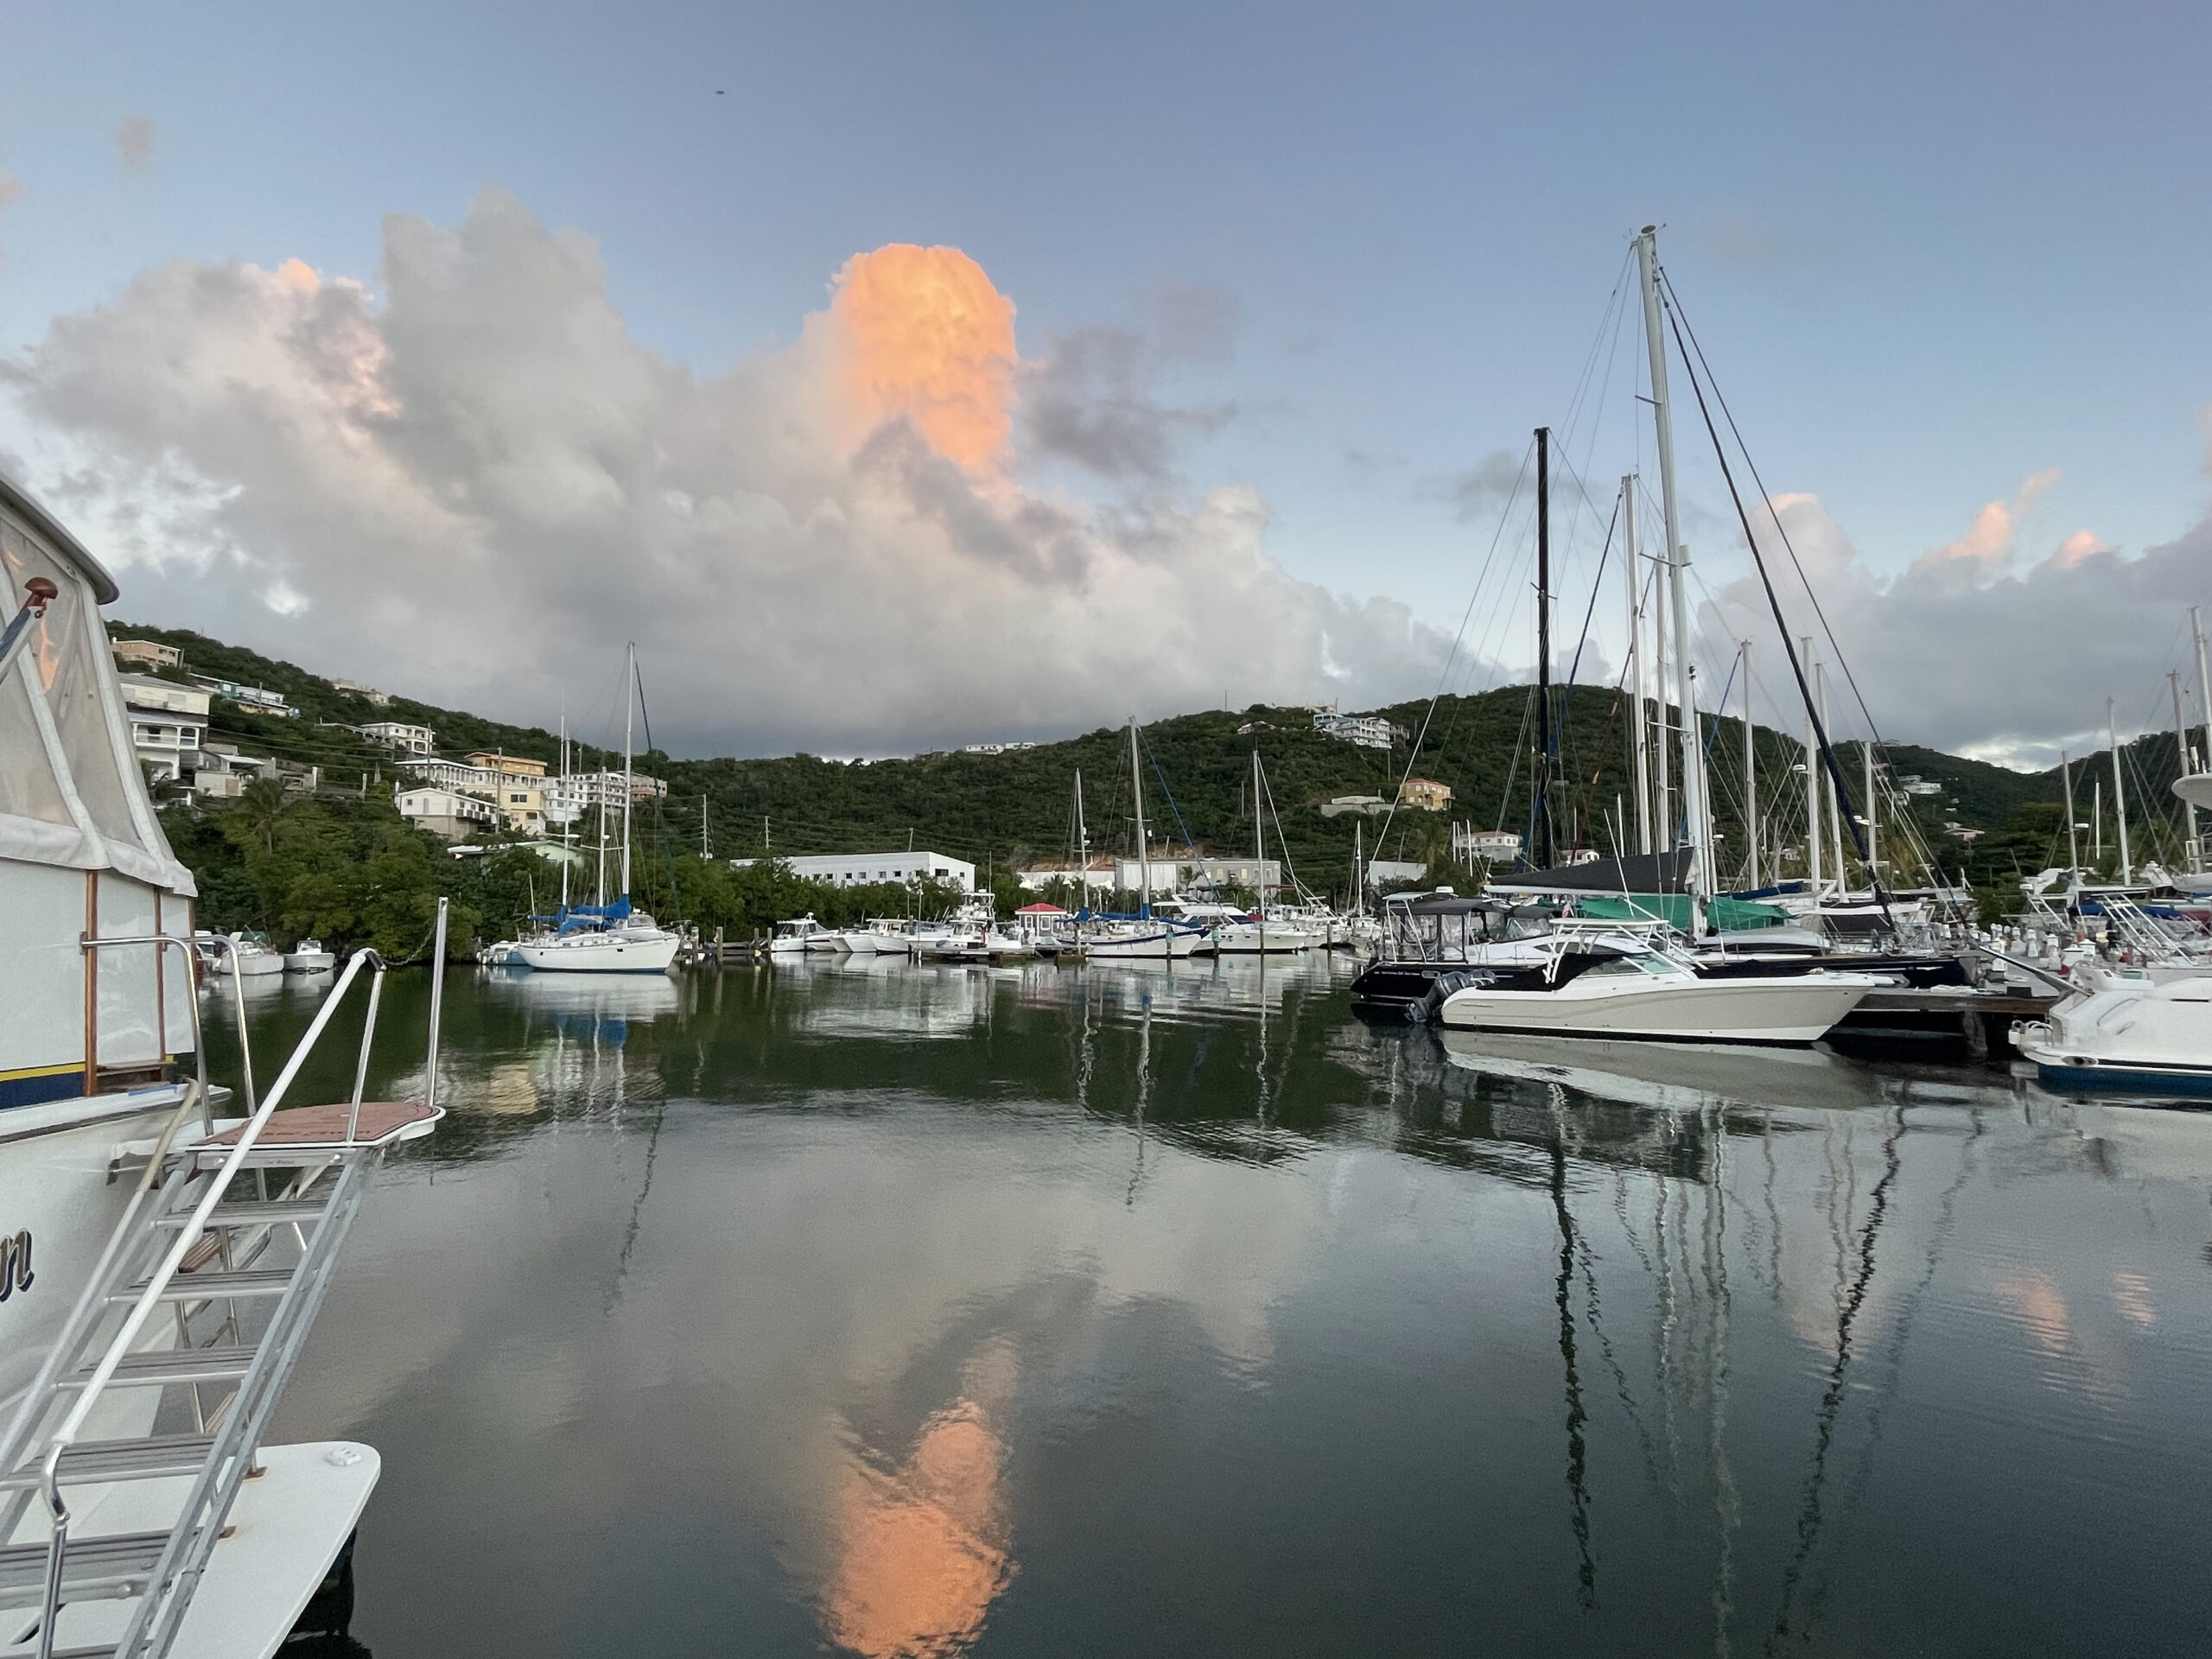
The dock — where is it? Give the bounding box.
[1839,988,2058,1057]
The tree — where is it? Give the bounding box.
[226,777,296,856]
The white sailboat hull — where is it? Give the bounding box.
[1212,923,1324,956]
[1080,927,1205,960]
[514,930,679,974]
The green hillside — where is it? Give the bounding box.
[115,620,2205,930]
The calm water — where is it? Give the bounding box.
[208,957,2212,1657]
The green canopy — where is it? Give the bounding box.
[1573,893,1790,931]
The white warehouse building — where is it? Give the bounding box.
[729,850,976,894]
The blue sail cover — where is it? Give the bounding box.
[531,896,635,935]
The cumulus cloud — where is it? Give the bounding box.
[1433,448,1525,522]
[0,170,19,269]
[0,189,1446,756]
[1020,285,1241,482]
[114,117,156,171]
[1698,474,2212,768]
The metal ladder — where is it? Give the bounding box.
[0,908,448,1659]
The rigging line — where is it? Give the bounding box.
[1658,283,1885,903]
[1375,434,1537,865]
[630,652,682,923]
[1136,727,1201,857]
[1535,494,1621,842]
[1656,269,1897,768]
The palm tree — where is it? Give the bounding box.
[232,777,295,855]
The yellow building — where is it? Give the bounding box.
[465,751,549,779]
[1398,777,1453,812]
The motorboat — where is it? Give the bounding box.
[768,914,836,956]
[2013,968,2212,1097]
[0,467,439,1656]
[1436,926,1878,1045]
[836,921,909,955]
[480,938,523,965]
[1350,893,1557,1020]
[1211,912,1325,956]
[284,936,336,973]
[207,932,285,976]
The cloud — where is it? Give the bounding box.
[1698,475,2212,767]
[0,170,18,269]
[1430,448,1524,521]
[0,189,1446,756]
[1019,285,1241,482]
[114,117,157,171]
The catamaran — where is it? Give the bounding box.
[0,468,442,1657]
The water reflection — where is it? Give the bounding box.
[241,960,2212,1659]
[823,1344,1017,1659]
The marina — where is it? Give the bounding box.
[230,957,2212,1657]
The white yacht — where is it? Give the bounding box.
[283,938,334,974]
[2013,968,2212,1097]
[0,469,440,1657]
[1437,927,1878,1045]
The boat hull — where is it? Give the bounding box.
[1438,974,1874,1045]
[513,931,679,974]
[1079,928,1205,960]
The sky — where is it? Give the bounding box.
[1,2,2209,767]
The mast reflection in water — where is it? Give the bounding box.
[213,957,2212,1657]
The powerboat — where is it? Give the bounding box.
[1436,926,1878,1045]
[1350,893,1557,1020]
[2013,969,2212,1097]
[0,467,440,1656]
[284,937,335,973]
[208,933,284,977]
[767,914,835,956]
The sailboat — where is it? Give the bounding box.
[516,643,680,974]
[1213,748,1323,954]
[1080,718,1206,960]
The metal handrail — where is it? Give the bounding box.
[30,944,388,1659]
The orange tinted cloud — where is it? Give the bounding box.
[833,245,1016,469]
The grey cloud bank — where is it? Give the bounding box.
[0,191,1449,758]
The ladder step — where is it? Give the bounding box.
[0,1435,219,1493]
[62,1345,259,1389]
[154,1198,329,1229]
[0,1529,169,1606]
[111,1267,296,1304]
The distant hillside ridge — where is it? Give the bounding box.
[115,617,2208,904]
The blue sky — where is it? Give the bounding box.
[3,3,2208,760]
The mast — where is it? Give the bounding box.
[1818,662,1847,890]
[559,710,571,910]
[1637,226,1710,918]
[1253,748,1267,922]
[1622,475,1651,855]
[2195,605,2212,873]
[1740,638,1757,890]
[1802,635,1821,900]
[2172,670,2197,874]
[1862,738,1878,893]
[1129,718,1151,915]
[1535,425,1554,868]
[2061,750,2081,882]
[2107,696,2132,884]
[620,641,636,899]
[1352,820,1363,917]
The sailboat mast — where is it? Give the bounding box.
[1862,737,1878,892]
[620,641,636,899]
[1352,819,1363,917]
[1802,636,1821,899]
[1818,662,1846,887]
[2194,605,2212,874]
[1253,748,1267,924]
[1129,719,1151,914]
[2061,750,2081,880]
[1637,226,1710,915]
[2108,696,2132,883]
[1740,638,1757,889]
[1535,425,1554,868]
[1622,475,1651,855]
[2175,669,2201,874]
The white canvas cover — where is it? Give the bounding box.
[0,474,196,897]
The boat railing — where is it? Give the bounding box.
[10,901,448,1659]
